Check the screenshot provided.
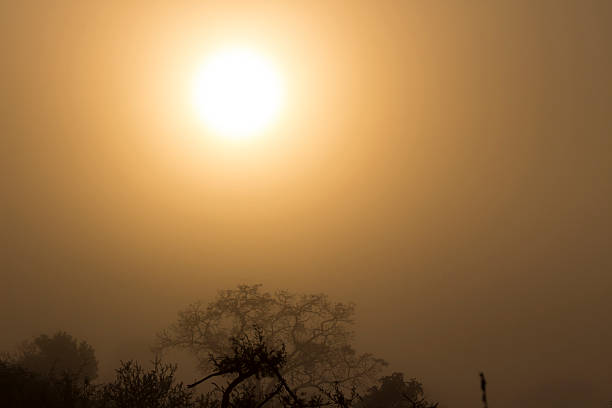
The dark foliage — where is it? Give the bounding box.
[357,372,437,408]
[16,331,98,383]
[0,358,96,408]
[187,327,364,408]
[0,294,437,408]
[98,358,204,408]
[187,328,294,408]
[1,345,438,408]
[0,356,214,408]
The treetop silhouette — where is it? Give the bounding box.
[156,284,386,392]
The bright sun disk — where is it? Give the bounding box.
[192,47,284,139]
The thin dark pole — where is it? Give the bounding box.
[479,372,489,408]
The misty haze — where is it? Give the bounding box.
[1,1,611,408]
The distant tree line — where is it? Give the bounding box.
[0,354,435,408]
[0,285,439,408]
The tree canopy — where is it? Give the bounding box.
[185,328,359,408]
[358,373,438,408]
[157,285,386,392]
[16,331,98,383]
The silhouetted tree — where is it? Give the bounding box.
[357,372,437,408]
[187,327,358,408]
[15,331,98,383]
[187,328,292,408]
[157,285,386,395]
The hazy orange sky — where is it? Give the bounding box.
[2,2,611,407]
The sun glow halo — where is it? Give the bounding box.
[192,48,285,139]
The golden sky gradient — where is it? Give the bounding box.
[2,2,611,407]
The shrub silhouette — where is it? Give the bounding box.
[99,358,211,408]
[0,358,96,408]
[357,372,438,408]
[16,331,98,383]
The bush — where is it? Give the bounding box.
[98,358,213,408]
[0,358,95,408]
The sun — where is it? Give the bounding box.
[192,47,285,140]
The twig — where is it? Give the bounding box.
[187,370,230,388]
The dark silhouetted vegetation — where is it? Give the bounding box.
[1,352,438,408]
[187,328,289,408]
[184,326,365,408]
[0,358,96,408]
[1,289,439,408]
[15,331,98,383]
[98,358,212,408]
[156,285,387,394]
[0,356,211,408]
[357,372,437,408]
